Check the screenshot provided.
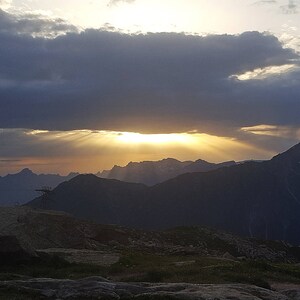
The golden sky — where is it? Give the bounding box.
[0,129,283,175]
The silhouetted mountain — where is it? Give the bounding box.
[28,143,300,245]
[97,158,236,185]
[184,159,236,173]
[138,143,300,244]
[0,169,78,206]
[28,175,146,224]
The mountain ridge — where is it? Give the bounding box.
[97,157,237,185]
[0,169,79,206]
[28,142,300,244]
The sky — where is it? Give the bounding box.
[0,0,300,175]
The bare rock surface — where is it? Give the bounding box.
[271,283,300,300]
[0,206,127,250]
[37,248,120,266]
[0,277,297,299]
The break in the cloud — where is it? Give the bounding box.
[241,124,300,138]
[0,128,277,175]
[0,159,21,163]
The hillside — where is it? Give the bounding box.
[28,175,146,225]
[28,143,300,244]
[138,142,300,243]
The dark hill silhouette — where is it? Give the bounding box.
[97,158,236,185]
[0,169,78,206]
[28,143,300,245]
[28,175,146,225]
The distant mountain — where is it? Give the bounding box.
[97,158,236,185]
[28,142,300,245]
[0,169,78,206]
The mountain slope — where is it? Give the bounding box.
[138,143,300,243]
[97,158,236,185]
[0,169,78,206]
[28,143,300,244]
[29,175,146,225]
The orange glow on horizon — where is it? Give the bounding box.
[0,128,277,176]
[115,132,195,145]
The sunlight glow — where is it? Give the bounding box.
[109,1,182,33]
[0,128,275,175]
[231,64,297,81]
[26,130,50,135]
[116,132,194,145]
[241,124,300,138]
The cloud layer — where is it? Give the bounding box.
[0,8,299,172]
[0,9,299,135]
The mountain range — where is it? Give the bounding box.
[0,169,78,206]
[0,158,235,207]
[28,143,300,245]
[97,158,236,185]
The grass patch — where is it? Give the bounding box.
[0,254,107,280]
[0,286,46,300]
[1,250,300,289]
[106,250,300,287]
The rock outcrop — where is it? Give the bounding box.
[1,277,299,299]
[0,207,299,263]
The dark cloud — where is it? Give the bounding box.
[0,9,78,37]
[0,10,299,140]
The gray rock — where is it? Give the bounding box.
[282,289,300,300]
[0,278,296,299]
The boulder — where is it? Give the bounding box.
[0,278,297,299]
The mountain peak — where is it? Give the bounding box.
[19,168,34,175]
[271,142,300,163]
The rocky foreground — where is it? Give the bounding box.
[1,276,300,300]
[0,206,299,263]
[0,207,300,299]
